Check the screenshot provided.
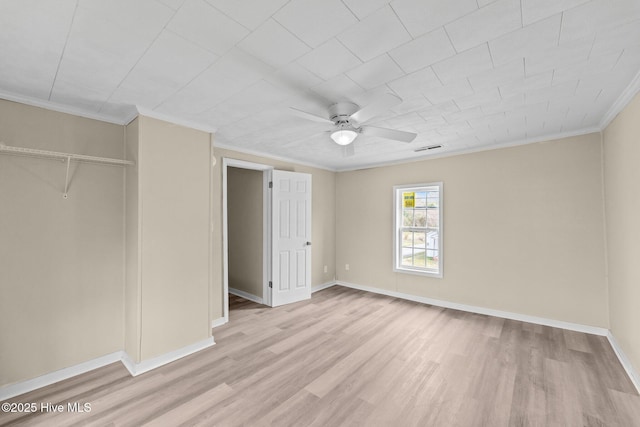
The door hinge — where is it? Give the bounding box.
[269,281,273,288]
[268,181,273,189]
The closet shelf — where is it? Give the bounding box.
[0,143,135,166]
[1,142,134,199]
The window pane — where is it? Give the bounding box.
[401,248,413,266]
[427,210,439,228]
[414,232,426,248]
[402,231,413,247]
[415,192,427,208]
[427,192,439,208]
[414,209,427,227]
[402,209,414,227]
[413,250,426,267]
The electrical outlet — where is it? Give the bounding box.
[345,264,350,271]
[324,265,328,273]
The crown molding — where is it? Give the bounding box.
[135,107,217,134]
[599,68,640,130]
[0,90,135,125]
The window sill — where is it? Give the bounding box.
[394,266,443,279]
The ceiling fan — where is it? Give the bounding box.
[289,93,417,146]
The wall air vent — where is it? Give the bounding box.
[414,144,442,152]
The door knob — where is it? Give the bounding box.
[305,241,312,246]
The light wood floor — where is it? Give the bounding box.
[2,286,640,426]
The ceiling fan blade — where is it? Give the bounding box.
[361,126,417,143]
[350,93,402,124]
[289,107,334,124]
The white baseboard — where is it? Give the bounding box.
[211,316,227,328]
[312,281,337,293]
[334,281,608,336]
[121,337,215,377]
[606,331,640,394]
[228,287,263,304]
[0,351,123,401]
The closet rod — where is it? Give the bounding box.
[0,143,134,166]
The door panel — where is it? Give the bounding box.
[271,170,312,307]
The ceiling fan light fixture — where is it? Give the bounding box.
[330,129,358,145]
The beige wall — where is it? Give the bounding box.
[0,100,125,386]
[135,116,212,360]
[228,167,263,299]
[211,148,336,320]
[603,92,640,376]
[336,133,609,327]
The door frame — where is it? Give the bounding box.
[222,158,273,323]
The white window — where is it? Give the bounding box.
[393,183,443,278]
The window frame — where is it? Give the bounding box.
[393,182,443,278]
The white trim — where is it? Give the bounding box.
[312,281,337,293]
[393,182,443,279]
[211,317,227,328]
[121,337,215,377]
[606,331,640,394]
[599,68,640,130]
[0,351,123,401]
[334,281,608,336]
[229,287,264,304]
[214,141,334,172]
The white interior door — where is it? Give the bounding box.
[271,170,312,307]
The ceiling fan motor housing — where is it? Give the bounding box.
[329,102,360,126]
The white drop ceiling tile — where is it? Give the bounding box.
[266,63,325,99]
[424,79,474,104]
[445,0,522,52]
[455,87,501,110]
[390,0,478,38]
[521,0,588,26]
[499,71,552,98]
[156,0,187,10]
[391,96,432,115]
[49,78,110,112]
[524,39,593,76]
[346,55,405,90]
[205,0,289,30]
[311,74,365,102]
[560,0,640,44]
[468,111,506,129]
[551,51,621,85]
[389,28,456,74]
[78,0,173,39]
[612,44,640,73]
[274,0,358,48]
[337,6,411,62]
[342,0,391,19]
[480,94,524,114]
[387,68,442,100]
[296,39,362,81]
[110,30,218,107]
[468,59,524,91]
[383,112,425,129]
[590,19,640,56]
[167,0,249,56]
[489,14,561,66]
[432,44,494,85]
[443,106,484,124]
[417,101,460,120]
[238,19,310,68]
[157,48,273,115]
[0,0,76,99]
[524,80,578,105]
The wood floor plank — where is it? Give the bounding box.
[2,286,639,426]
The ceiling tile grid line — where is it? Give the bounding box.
[0,0,639,170]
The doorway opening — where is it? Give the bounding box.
[222,158,272,323]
